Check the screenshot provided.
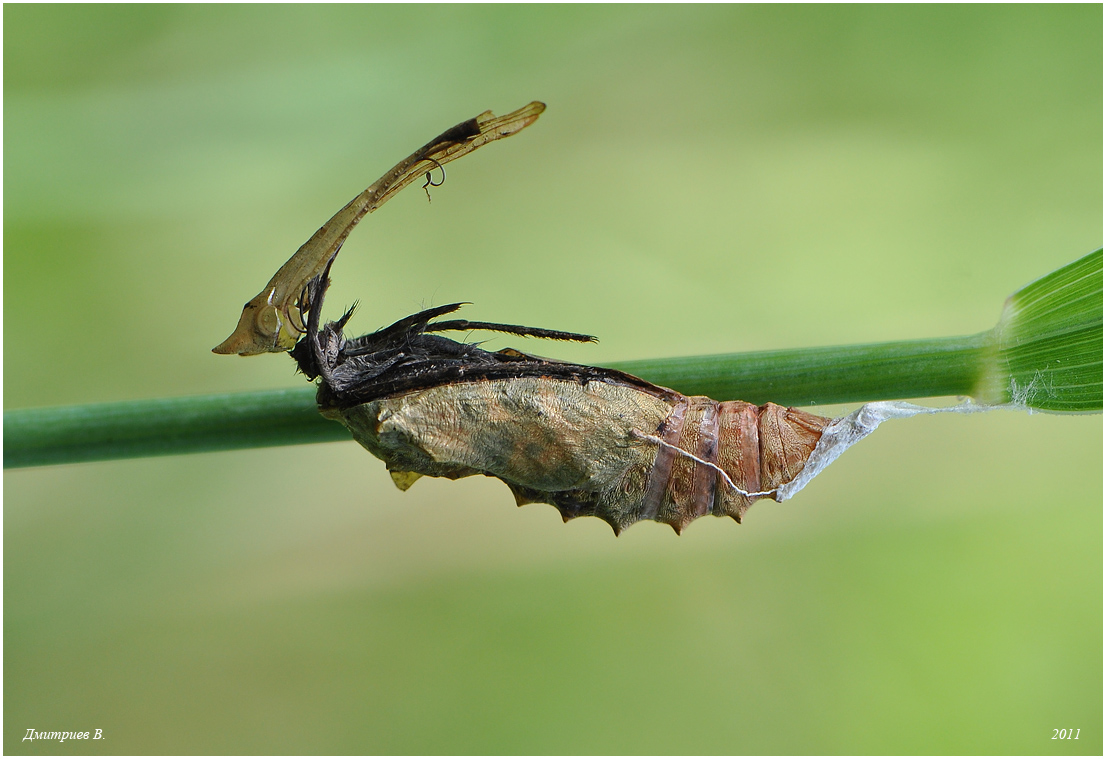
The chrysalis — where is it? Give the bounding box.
[289,264,831,534]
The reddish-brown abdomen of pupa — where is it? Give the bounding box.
[641,398,830,533]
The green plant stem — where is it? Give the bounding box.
[4,389,344,469]
[5,333,990,468]
[612,333,988,407]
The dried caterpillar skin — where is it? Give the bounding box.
[324,377,830,534]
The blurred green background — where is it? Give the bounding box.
[5,5,1101,754]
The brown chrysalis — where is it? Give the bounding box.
[287,261,829,534]
[217,102,832,534]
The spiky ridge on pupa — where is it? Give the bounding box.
[324,377,828,535]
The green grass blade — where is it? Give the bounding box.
[976,248,1103,411]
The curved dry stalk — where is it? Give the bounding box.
[213,101,546,356]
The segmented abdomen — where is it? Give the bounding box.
[635,397,829,534]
